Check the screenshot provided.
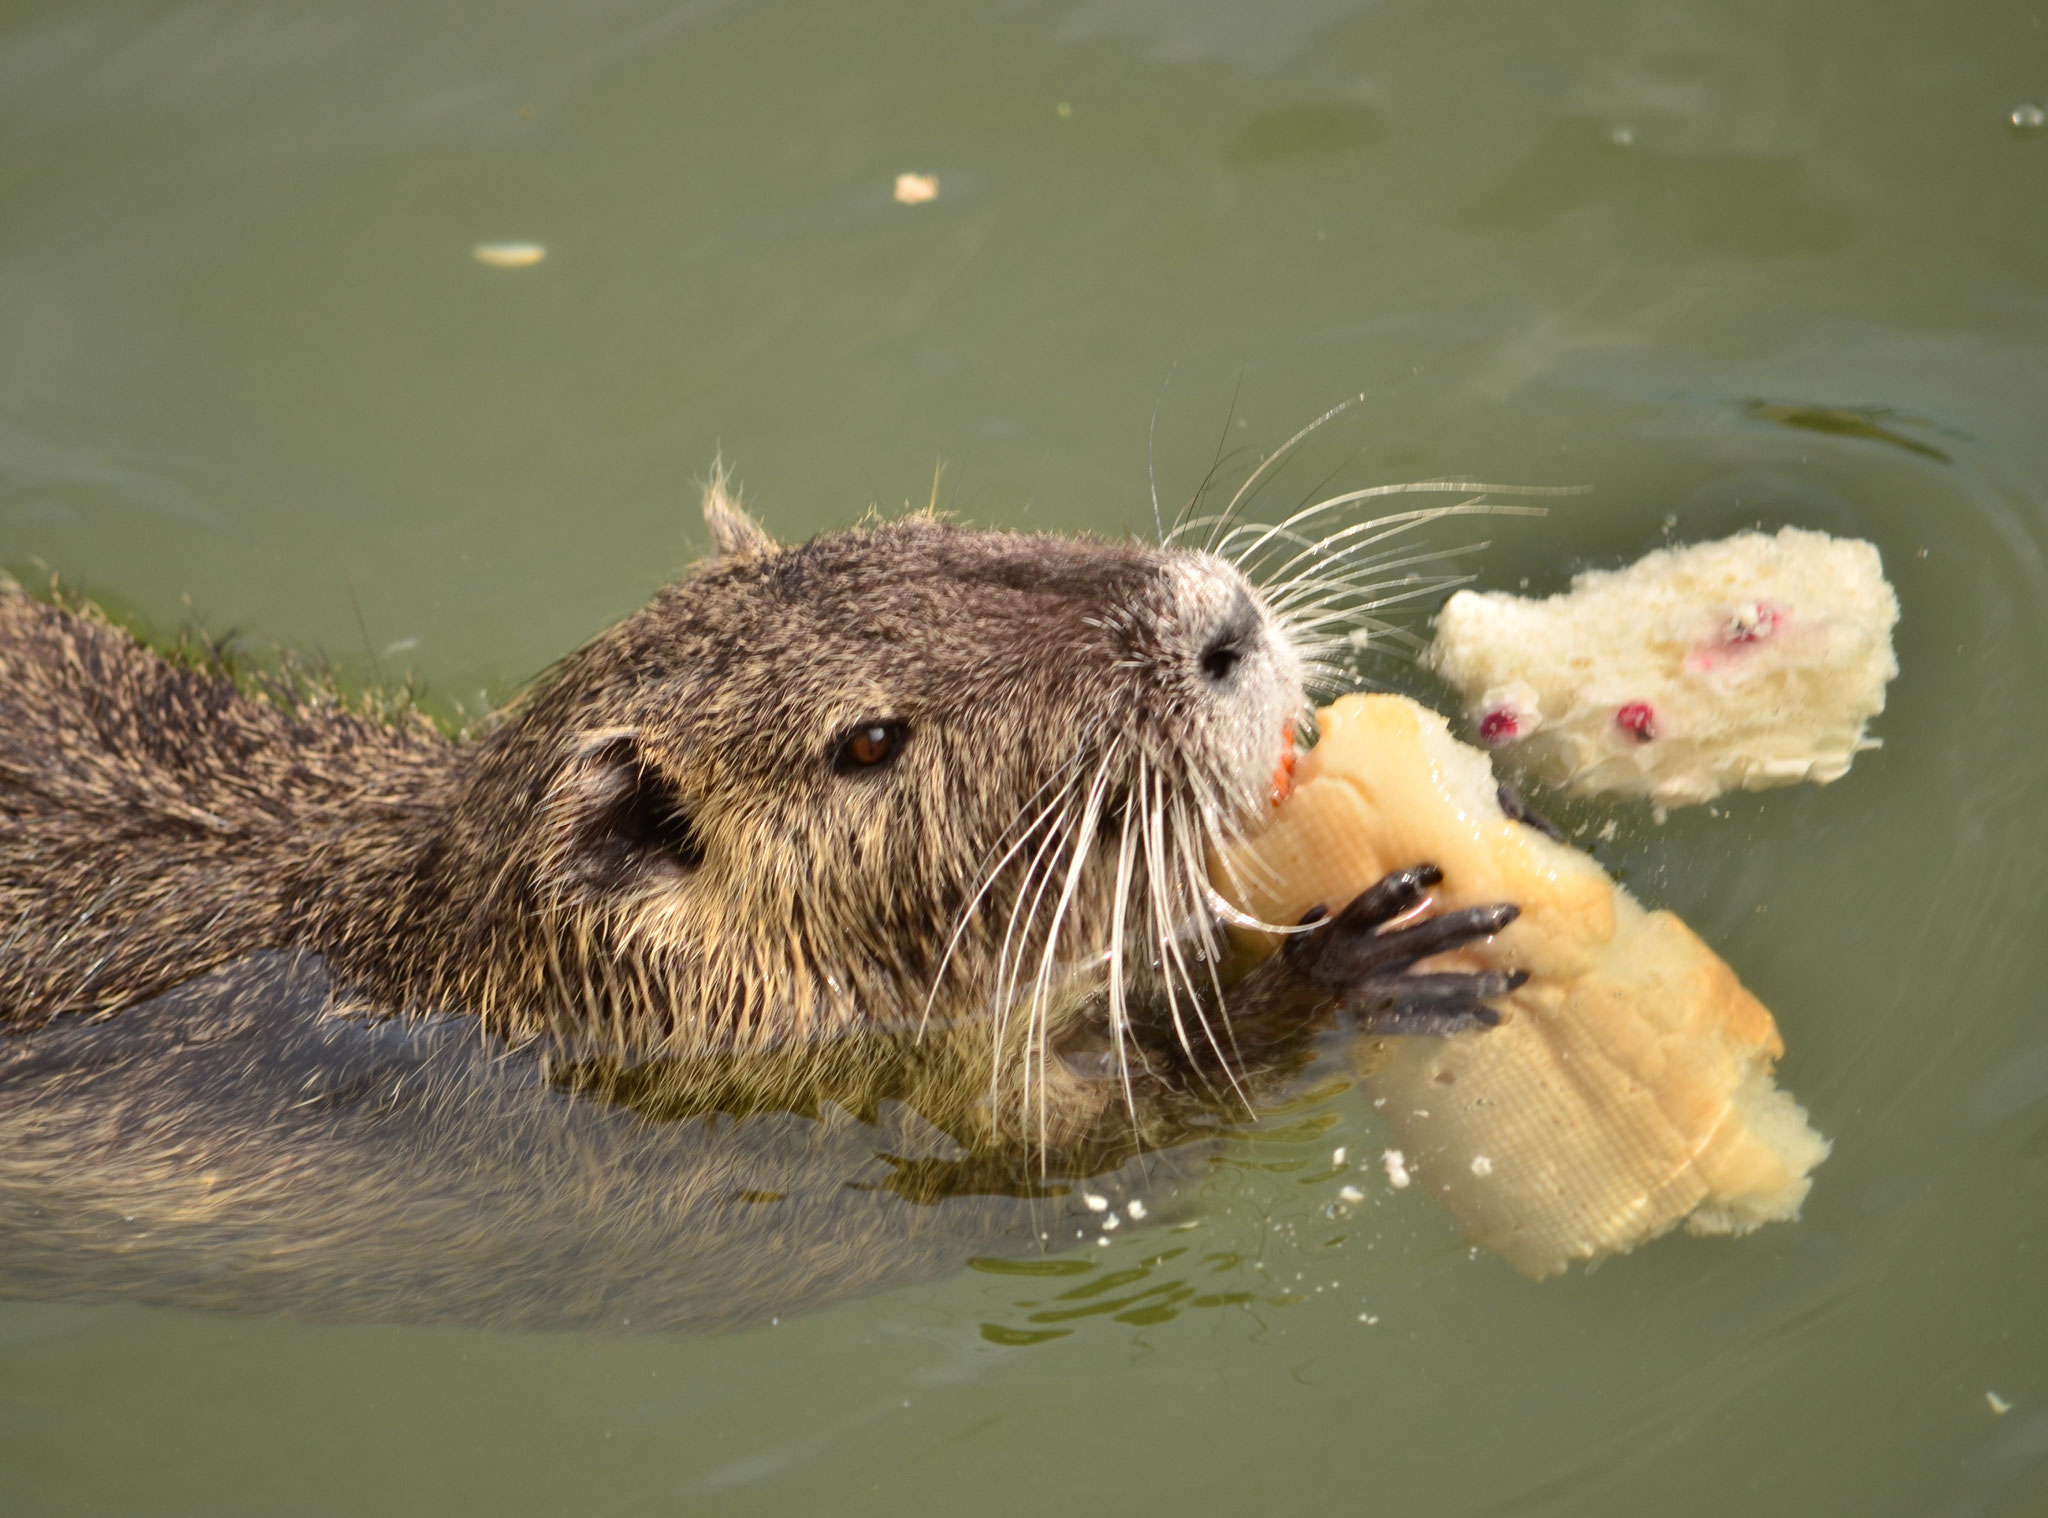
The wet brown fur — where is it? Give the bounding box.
[3,479,1304,1162]
[0,476,1342,1328]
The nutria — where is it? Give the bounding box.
[0,476,1519,1329]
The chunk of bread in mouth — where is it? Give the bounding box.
[1219,693,1829,1279]
[1424,527,1899,808]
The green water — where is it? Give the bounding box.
[5,0,2048,1512]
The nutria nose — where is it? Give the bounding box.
[1197,589,1263,687]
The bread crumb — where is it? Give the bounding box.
[893,172,940,205]
[472,242,546,268]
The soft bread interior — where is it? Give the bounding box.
[1424,527,1898,806]
[1220,693,1829,1278]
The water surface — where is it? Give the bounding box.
[4,1,2047,1513]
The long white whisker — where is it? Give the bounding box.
[1250,510,1532,591]
[1198,392,1375,552]
[1260,543,1493,613]
[1228,496,1547,574]
[987,797,1078,1109]
[1222,482,1572,565]
[1106,757,1141,1120]
[918,771,1083,1037]
[1151,788,1245,1102]
[1022,741,1119,1156]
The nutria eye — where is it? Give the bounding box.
[833,720,908,773]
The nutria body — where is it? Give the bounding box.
[0,480,1516,1328]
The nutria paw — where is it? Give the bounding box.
[1284,865,1524,1035]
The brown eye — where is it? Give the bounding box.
[833,719,908,773]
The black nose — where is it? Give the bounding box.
[1201,635,1244,683]
[1199,595,1262,686]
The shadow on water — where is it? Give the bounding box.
[1746,401,1954,464]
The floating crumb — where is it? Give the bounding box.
[1081,1191,1109,1212]
[1096,1236,1111,1247]
[1101,1214,1119,1231]
[893,172,940,205]
[1338,1185,1365,1204]
[1470,1155,1494,1177]
[1988,1391,2013,1415]
[1382,1150,1412,1189]
[1358,1312,1379,1325]
[1126,1199,1147,1220]
[472,242,547,268]
[1332,1146,1347,1166]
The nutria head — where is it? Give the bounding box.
[386,478,1303,1090]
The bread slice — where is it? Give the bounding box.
[1424,527,1898,807]
[1220,693,1829,1278]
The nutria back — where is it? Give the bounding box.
[0,582,457,1021]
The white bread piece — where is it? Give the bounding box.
[1221,694,1829,1279]
[1423,527,1899,806]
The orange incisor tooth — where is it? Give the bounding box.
[1271,717,1298,806]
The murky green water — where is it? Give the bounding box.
[5,1,2048,1512]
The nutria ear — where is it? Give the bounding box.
[703,469,776,561]
[539,729,704,900]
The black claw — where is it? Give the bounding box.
[1348,969,1523,1036]
[1346,969,1522,1014]
[1287,865,1444,978]
[1497,781,1567,843]
[1304,902,1520,984]
[1266,865,1527,1040]
[1362,1004,1501,1036]
[1291,864,1441,946]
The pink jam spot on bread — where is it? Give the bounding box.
[1615,703,1657,742]
[1692,600,1792,671]
[1725,601,1782,644]
[1478,708,1519,744]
